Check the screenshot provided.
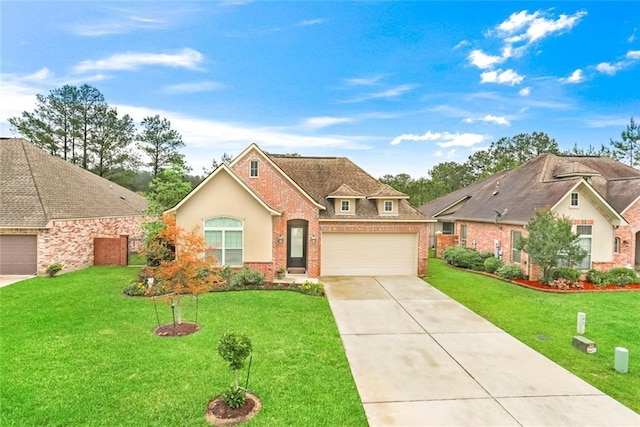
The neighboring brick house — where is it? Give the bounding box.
[168,144,430,281]
[420,154,640,280]
[0,138,147,275]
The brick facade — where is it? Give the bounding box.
[37,216,146,275]
[228,148,430,279]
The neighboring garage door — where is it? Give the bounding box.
[321,232,417,276]
[0,235,37,275]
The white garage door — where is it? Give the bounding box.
[321,232,417,276]
[0,235,37,275]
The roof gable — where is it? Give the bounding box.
[168,164,280,215]
[420,153,640,224]
[1,138,147,228]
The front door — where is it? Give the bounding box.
[287,220,308,270]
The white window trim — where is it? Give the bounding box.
[249,160,259,178]
[570,192,579,208]
[614,237,621,253]
[384,200,394,212]
[204,217,244,266]
[340,200,350,212]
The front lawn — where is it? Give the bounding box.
[0,267,366,426]
[426,258,640,414]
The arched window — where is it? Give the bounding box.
[204,217,243,266]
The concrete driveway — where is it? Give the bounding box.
[0,275,34,288]
[322,276,640,426]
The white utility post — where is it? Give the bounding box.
[577,312,586,335]
[614,347,629,373]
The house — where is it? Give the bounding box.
[419,153,640,279]
[168,144,431,280]
[0,138,147,275]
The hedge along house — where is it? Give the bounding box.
[167,144,431,281]
[0,138,147,275]
[419,154,640,280]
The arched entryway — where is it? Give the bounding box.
[287,219,308,273]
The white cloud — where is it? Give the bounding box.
[163,81,225,94]
[453,40,469,50]
[303,116,353,129]
[596,62,619,75]
[497,10,586,45]
[627,50,640,60]
[519,86,531,96]
[298,18,326,26]
[468,10,586,72]
[390,130,486,147]
[73,48,204,73]
[464,115,510,126]
[560,69,585,84]
[468,49,505,69]
[480,69,524,85]
[629,28,637,43]
[342,84,418,103]
[344,75,386,86]
[72,11,169,36]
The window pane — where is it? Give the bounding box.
[576,225,592,235]
[226,231,243,248]
[578,237,591,270]
[205,230,222,247]
[341,200,349,211]
[511,231,522,263]
[205,217,241,228]
[225,249,242,266]
[291,227,303,257]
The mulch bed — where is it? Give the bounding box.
[512,279,640,293]
[153,322,201,337]
[205,393,261,426]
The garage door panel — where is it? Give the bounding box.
[0,235,38,275]
[321,233,416,276]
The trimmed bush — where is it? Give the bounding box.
[551,267,581,283]
[607,267,640,286]
[496,263,524,280]
[229,266,264,288]
[587,267,640,287]
[441,246,486,270]
[483,257,504,274]
[586,269,607,287]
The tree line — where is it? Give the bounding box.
[8,84,639,211]
[381,120,639,207]
[8,84,187,192]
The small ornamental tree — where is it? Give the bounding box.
[149,214,220,326]
[218,333,253,408]
[516,208,587,284]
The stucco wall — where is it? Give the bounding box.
[174,169,274,263]
[38,216,146,275]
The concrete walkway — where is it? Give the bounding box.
[0,275,34,288]
[323,276,640,427]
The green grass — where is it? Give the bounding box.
[425,258,640,413]
[0,267,366,426]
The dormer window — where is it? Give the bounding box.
[341,200,350,212]
[570,192,579,207]
[250,160,259,178]
[384,200,393,212]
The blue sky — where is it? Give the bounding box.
[2,1,639,178]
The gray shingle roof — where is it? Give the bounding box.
[419,154,640,224]
[269,154,427,221]
[1,138,147,228]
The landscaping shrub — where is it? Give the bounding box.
[441,246,486,270]
[483,257,504,274]
[299,281,324,296]
[587,267,640,287]
[586,269,607,287]
[45,263,63,278]
[496,263,524,280]
[217,265,236,284]
[229,266,264,288]
[607,267,640,286]
[551,267,581,283]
